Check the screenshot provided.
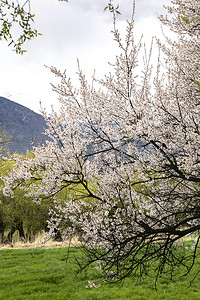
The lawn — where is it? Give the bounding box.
[0,245,200,299]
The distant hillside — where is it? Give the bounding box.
[0,97,47,154]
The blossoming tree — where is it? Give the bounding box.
[3,0,200,284]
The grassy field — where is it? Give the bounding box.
[0,245,200,300]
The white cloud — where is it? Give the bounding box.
[0,0,170,114]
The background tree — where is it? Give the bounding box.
[0,188,51,243]
[2,0,200,285]
[0,128,10,156]
[0,157,54,243]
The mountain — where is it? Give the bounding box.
[0,97,47,154]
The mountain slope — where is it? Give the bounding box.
[0,97,47,154]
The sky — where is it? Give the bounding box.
[0,0,169,114]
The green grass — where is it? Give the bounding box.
[0,246,200,299]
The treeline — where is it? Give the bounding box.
[0,158,53,244]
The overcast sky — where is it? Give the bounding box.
[0,0,169,114]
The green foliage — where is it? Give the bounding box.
[104,1,121,15]
[0,189,51,243]
[0,0,41,54]
[181,16,189,24]
[0,158,53,243]
[193,79,200,91]
[0,245,200,299]
[0,128,11,157]
[181,10,200,26]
